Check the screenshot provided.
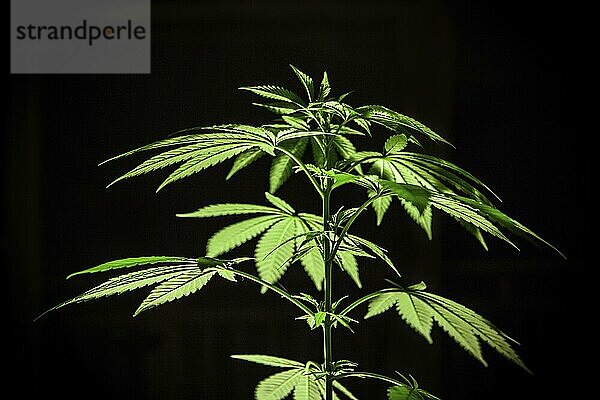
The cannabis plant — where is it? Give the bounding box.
[40,66,563,400]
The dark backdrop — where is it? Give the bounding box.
[6,1,577,399]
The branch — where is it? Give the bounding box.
[207,265,315,316]
[328,193,382,262]
[275,146,325,198]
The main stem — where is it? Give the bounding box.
[322,184,334,400]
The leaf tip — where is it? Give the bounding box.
[132,307,144,318]
[155,181,169,193]
[105,179,119,189]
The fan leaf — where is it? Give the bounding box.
[133,270,216,316]
[255,369,304,400]
[365,284,530,371]
[337,251,361,288]
[290,65,315,101]
[270,138,309,193]
[371,193,392,226]
[39,265,198,319]
[265,192,296,214]
[231,354,304,369]
[177,203,281,218]
[207,216,282,257]
[240,85,304,105]
[358,105,452,146]
[293,374,321,400]
[67,256,196,278]
[387,386,424,400]
[156,144,251,191]
[227,148,266,180]
[317,71,331,101]
[255,218,298,291]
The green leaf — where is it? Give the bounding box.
[270,138,309,193]
[317,71,331,101]
[255,369,303,400]
[387,386,424,400]
[380,180,430,214]
[450,195,565,258]
[107,142,215,186]
[300,247,324,291]
[67,256,196,279]
[312,311,327,329]
[348,234,399,277]
[428,193,517,249]
[332,136,357,159]
[231,354,304,369]
[337,251,361,288]
[330,172,359,191]
[282,116,310,131]
[421,291,531,372]
[254,102,300,115]
[255,218,297,291]
[311,138,326,167]
[366,285,530,371]
[276,131,339,145]
[38,266,198,319]
[177,203,281,218]
[293,373,321,400]
[369,160,397,181]
[453,218,489,251]
[133,270,216,316]
[428,296,485,364]
[332,381,360,400]
[393,292,435,343]
[100,132,217,164]
[399,200,433,240]
[380,180,520,247]
[358,105,452,147]
[217,269,237,281]
[371,193,392,226]
[384,134,408,154]
[157,144,251,191]
[352,117,371,136]
[240,85,304,105]
[364,292,398,319]
[104,127,276,189]
[207,216,282,257]
[394,152,499,203]
[265,192,296,214]
[290,65,315,101]
[227,149,265,180]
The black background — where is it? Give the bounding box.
[6,1,579,399]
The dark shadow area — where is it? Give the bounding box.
[6,1,578,399]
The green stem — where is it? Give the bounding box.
[275,146,324,198]
[328,194,381,263]
[302,108,327,132]
[208,266,314,316]
[322,185,334,400]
